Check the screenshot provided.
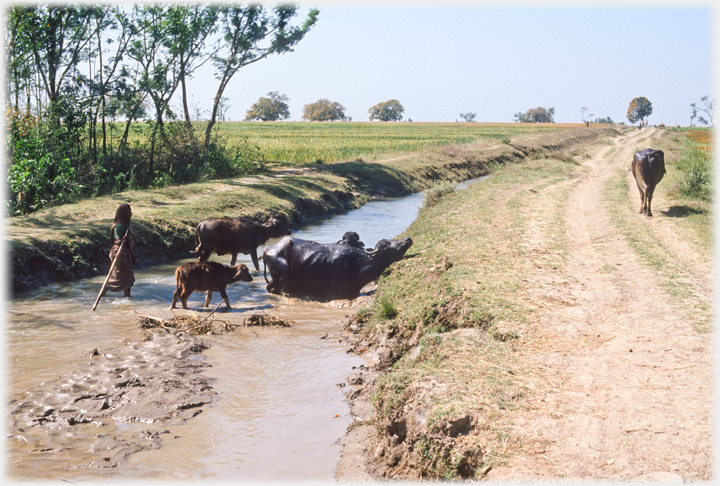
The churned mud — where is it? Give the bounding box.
[6,331,216,478]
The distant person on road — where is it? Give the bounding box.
[103,203,136,297]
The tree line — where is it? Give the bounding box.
[243,93,405,123]
[5,4,319,215]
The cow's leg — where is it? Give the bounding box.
[204,290,213,307]
[171,289,180,309]
[219,288,232,309]
[635,180,645,214]
[230,253,237,266]
[646,187,655,217]
[180,290,191,309]
[250,248,260,271]
[198,247,212,262]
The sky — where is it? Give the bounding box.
[182,2,715,126]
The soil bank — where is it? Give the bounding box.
[335,127,713,481]
[7,125,614,296]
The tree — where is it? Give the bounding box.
[581,106,593,123]
[368,99,404,122]
[626,97,653,125]
[514,107,555,123]
[245,91,290,121]
[206,5,319,146]
[162,5,220,124]
[690,96,714,127]
[459,112,476,122]
[302,99,347,121]
[593,116,615,124]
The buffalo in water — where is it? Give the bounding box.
[631,148,666,217]
[262,235,413,301]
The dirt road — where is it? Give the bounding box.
[487,128,713,481]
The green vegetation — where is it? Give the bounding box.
[6,4,318,215]
[213,121,570,165]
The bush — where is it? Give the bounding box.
[8,137,83,215]
[423,180,456,208]
[676,144,712,200]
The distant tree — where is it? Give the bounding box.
[302,99,347,121]
[626,97,653,125]
[216,96,230,122]
[368,99,404,122]
[581,106,594,123]
[245,91,290,121]
[459,112,476,122]
[593,116,615,124]
[514,107,555,123]
[690,95,714,127]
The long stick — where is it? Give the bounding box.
[92,229,129,311]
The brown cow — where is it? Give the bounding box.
[171,261,253,310]
[631,148,666,217]
[194,217,291,270]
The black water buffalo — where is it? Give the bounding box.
[194,217,291,269]
[631,148,666,217]
[262,236,413,301]
[171,261,253,310]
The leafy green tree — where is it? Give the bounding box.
[459,112,476,122]
[13,5,103,128]
[245,92,291,121]
[690,96,714,127]
[514,107,555,123]
[626,97,653,124]
[368,99,404,122]
[302,99,347,121]
[206,5,319,145]
[162,5,219,124]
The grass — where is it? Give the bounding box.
[211,121,576,166]
[361,151,589,479]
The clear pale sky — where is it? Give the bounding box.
[184,3,714,126]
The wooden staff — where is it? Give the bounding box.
[92,229,129,311]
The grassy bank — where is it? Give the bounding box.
[7,125,614,296]
[346,126,709,479]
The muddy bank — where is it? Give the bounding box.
[6,330,215,478]
[8,126,614,295]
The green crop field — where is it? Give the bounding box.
[210,121,578,165]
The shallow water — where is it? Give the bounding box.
[6,191,427,480]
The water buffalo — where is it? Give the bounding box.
[194,217,291,270]
[262,236,413,301]
[171,261,253,310]
[337,231,366,250]
[631,148,666,217]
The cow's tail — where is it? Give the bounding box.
[263,255,271,284]
[192,225,202,255]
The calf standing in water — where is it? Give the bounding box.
[171,261,253,310]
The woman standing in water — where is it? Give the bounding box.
[104,203,136,297]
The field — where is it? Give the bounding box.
[210,122,581,165]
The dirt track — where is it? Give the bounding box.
[486,128,713,481]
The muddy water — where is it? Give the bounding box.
[5,191,427,481]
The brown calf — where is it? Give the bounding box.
[171,261,253,310]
